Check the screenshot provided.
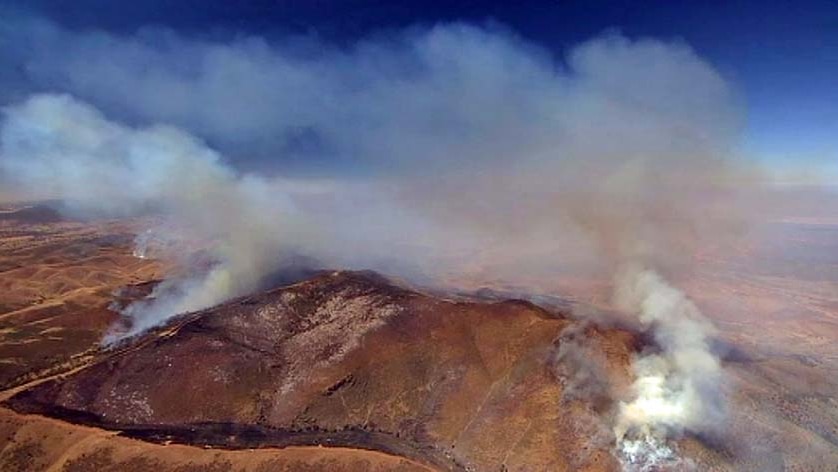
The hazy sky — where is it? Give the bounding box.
[1,0,836,179]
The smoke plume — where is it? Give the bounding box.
[0,17,751,462]
[0,94,311,337]
[612,266,723,469]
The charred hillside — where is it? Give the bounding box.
[7,270,641,471]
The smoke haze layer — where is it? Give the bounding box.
[0,19,752,463]
[0,20,751,283]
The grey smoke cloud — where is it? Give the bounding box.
[553,322,613,406]
[0,94,312,336]
[1,16,750,278]
[0,17,751,464]
[1,17,739,175]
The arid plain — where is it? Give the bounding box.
[0,202,836,471]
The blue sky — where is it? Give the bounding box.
[2,0,837,178]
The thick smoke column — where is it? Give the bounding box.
[0,94,308,337]
[612,266,722,469]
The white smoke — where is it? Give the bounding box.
[132,230,153,259]
[611,265,723,469]
[0,94,310,338]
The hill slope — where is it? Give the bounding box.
[7,271,642,471]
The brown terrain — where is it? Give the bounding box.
[0,204,837,471]
[0,206,168,389]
